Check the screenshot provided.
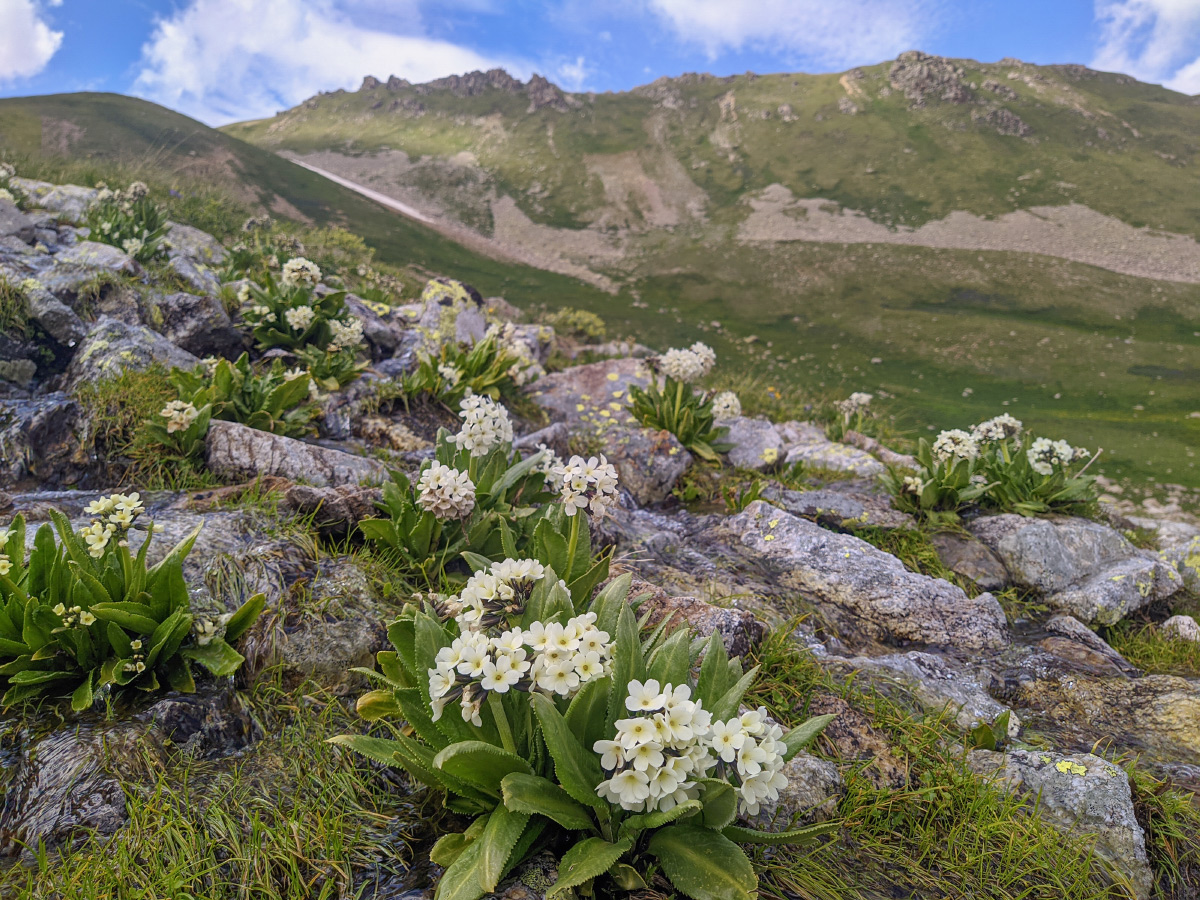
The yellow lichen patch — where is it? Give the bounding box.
[1055,760,1088,776]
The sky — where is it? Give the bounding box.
[1,0,1198,126]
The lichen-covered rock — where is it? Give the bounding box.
[1161,534,1200,592]
[525,357,648,433]
[52,240,136,274]
[967,749,1152,899]
[930,532,1008,591]
[722,416,784,471]
[344,293,405,357]
[1161,614,1200,643]
[9,179,98,222]
[763,485,916,530]
[970,514,1180,624]
[602,426,691,506]
[152,290,245,358]
[281,482,383,536]
[742,752,843,829]
[806,693,907,788]
[416,277,487,348]
[0,198,34,242]
[167,255,221,297]
[204,420,387,487]
[64,316,199,391]
[165,221,226,264]
[726,502,1008,650]
[778,421,885,476]
[0,394,84,487]
[1039,615,1138,677]
[22,281,86,348]
[630,578,766,659]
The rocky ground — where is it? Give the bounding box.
[1,178,1199,899]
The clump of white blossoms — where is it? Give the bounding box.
[972,414,1023,443]
[78,493,145,558]
[437,363,463,387]
[122,237,144,258]
[1027,437,1089,476]
[0,188,13,204]
[127,181,150,201]
[328,316,365,352]
[835,392,873,421]
[485,322,545,386]
[654,341,717,383]
[284,305,316,332]
[553,454,620,518]
[159,400,199,434]
[451,395,514,457]
[416,462,476,520]
[280,256,321,290]
[0,162,15,179]
[932,429,979,463]
[0,529,12,577]
[532,444,565,492]
[902,474,924,494]
[711,391,742,420]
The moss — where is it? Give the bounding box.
[0,277,29,337]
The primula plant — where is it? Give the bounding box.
[167,353,316,438]
[360,396,615,596]
[628,342,731,463]
[85,181,169,263]
[887,414,1099,519]
[0,494,264,711]
[0,162,19,207]
[335,570,835,900]
[239,257,367,389]
[827,392,874,442]
[404,330,542,410]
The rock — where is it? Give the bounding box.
[416,277,487,348]
[972,105,1032,137]
[525,357,648,433]
[23,281,86,348]
[0,199,35,242]
[151,290,245,357]
[1040,615,1138,677]
[513,422,570,460]
[10,179,98,222]
[763,486,916,531]
[742,752,843,829]
[970,515,1180,624]
[0,394,84,487]
[722,416,784,471]
[889,51,973,106]
[1161,615,1200,643]
[930,532,1008,591]
[603,426,691,506]
[0,360,36,389]
[165,221,226,264]
[631,578,766,659]
[63,316,199,392]
[725,502,1008,650]
[52,240,136,274]
[1161,534,1200,592]
[344,293,404,357]
[167,255,221,297]
[778,421,886,477]
[204,420,387,487]
[526,73,574,112]
[806,693,907,789]
[842,430,918,469]
[967,749,1152,899]
[281,482,383,536]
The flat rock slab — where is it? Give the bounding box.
[778,421,886,476]
[968,749,1152,899]
[205,420,387,487]
[764,485,916,530]
[726,501,1008,650]
[526,357,649,433]
[722,415,784,471]
[0,199,34,242]
[64,316,199,392]
[603,425,691,506]
[970,514,1180,624]
[10,179,98,223]
[52,240,135,273]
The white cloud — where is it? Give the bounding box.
[642,0,935,68]
[1092,0,1200,94]
[0,0,63,82]
[132,0,521,125]
[554,56,591,91]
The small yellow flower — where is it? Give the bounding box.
[576,403,585,412]
[600,410,611,418]
[768,519,779,528]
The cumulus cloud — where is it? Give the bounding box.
[554,56,591,91]
[132,0,521,125]
[0,0,63,82]
[642,0,935,68]
[1092,0,1200,94]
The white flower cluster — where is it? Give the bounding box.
[437,363,463,387]
[160,400,199,434]
[280,256,321,290]
[452,558,547,629]
[532,444,565,492]
[709,707,790,816]
[711,391,742,420]
[0,162,15,179]
[1027,437,1089,476]
[0,188,13,204]
[122,637,147,674]
[902,474,924,494]
[451,395,513,457]
[51,602,96,628]
[127,181,150,200]
[836,392,873,420]
[122,237,145,258]
[79,493,144,558]
[0,529,11,577]
[972,414,1023,443]
[328,317,365,353]
[284,305,316,332]
[553,454,620,519]
[416,462,476,519]
[656,342,716,383]
[931,429,979,463]
[485,322,545,386]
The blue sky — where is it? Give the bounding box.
[1,0,1198,126]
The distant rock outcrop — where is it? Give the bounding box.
[888,50,974,106]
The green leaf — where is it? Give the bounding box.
[708,665,760,722]
[70,671,95,712]
[532,693,606,809]
[478,803,530,892]
[88,603,159,635]
[430,832,474,869]
[647,628,691,688]
[588,573,631,635]
[695,632,730,707]
[619,799,702,842]
[501,773,595,831]
[700,782,738,830]
[434,741,533,797]
[605,605,645,730]
[546,837,633,900]
[781,714,837,762]
[224,592,265,642]
[721,821,840,845]
[564,675,611,754]
[180,639,245,677]
[647,825,757,900]
[435,829,488,900]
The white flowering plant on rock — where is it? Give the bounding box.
[360,398,614,597]
[628,342,731,463]
[405,331,542,410]
[334,571,836,900]
[240,257,366,389]
[85,181,169,263]
[886,415,1098,519]
[166,353,316,439]
[0,500,264,711]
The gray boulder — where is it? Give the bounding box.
[970,515,1181,624]
[1161,614,1200,643]
[416,277,487,348]
[742,752,844,829]
[63,316,199,391]
[344,293,404,357]
[526,357,649,432]
[165,221,226,264]
[0,198,35,243]
[167,255,221,297]
[604,425,692,506]
[930,532,1008,591]
[10,179,98,223]
[204,420,387,487]
[23,281,86,347]
[764,485,916,530]
[631,578,766,660]
[0,394,84,487]
[723,415,784,471]
[152,291,245,358]
[725,501,1008,650]
[1039,614,1138,677]
[52,240,135,273]
[967,749,1152,899]
[779,421,885,476]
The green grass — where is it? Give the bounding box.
[0,277,29,337]
[1103,616,1200,678]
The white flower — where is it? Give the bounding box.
[655,343,715,383]
[283,367,307,381]
[0,188,13,204]
[280,256,321,289]
[931,429,979,463]
[902,475,923,494]
[127,181,149,200]
[710,718,746,762]
[284,306,316,332]
[328,317,365,352]
[80,521,112,558]
[78,611,97,627]
[160,400,199,434]
[625,679,664,712]
[450,395,513,458]
[554,454,620,519]
[237,284,253,304]
[438,363,463,387]
[416,462,476,519]
[122,238,144,258]
[1027,437,1057,476]
[971,414,1022,442]
[711,391,741,419]
[594,739,624,771]
[835,392,873,420]
[0,556,10,576]
[615,716,659,749]
[0,162,15,179]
